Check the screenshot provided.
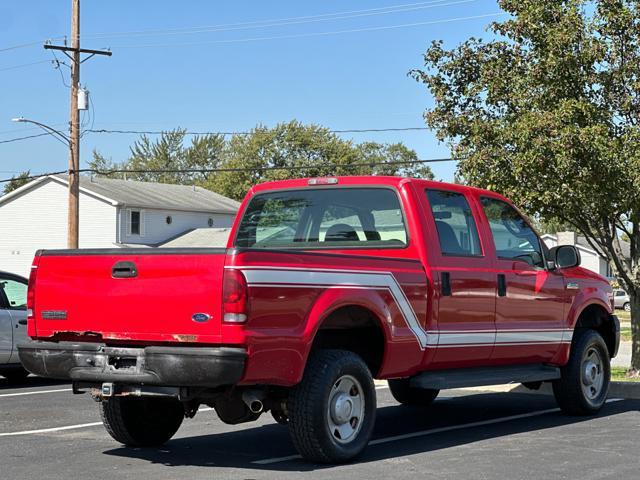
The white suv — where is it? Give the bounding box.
[0,271,29,382]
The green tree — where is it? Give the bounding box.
[412,0,640,372]
[207,121,433,199]
[89,129,226,184]
[91,120,434,201]
[2,170,31,195]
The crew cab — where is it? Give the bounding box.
[19,176,619,463]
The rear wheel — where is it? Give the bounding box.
[624,302,631,312]
[287,349,376,463]
[99,397,184,447]
[388,378,439,406]
[553,330,610,415]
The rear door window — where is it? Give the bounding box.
[235,188,407,248]
[426,189,482,256]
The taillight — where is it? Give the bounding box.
[222,269,248,323]
[27,265,37,337]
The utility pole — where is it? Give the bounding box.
[44,0,111,248]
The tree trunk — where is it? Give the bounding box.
[630,289,640,372]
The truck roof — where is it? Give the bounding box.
[248,175,509,202]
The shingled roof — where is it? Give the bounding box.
[66,175,240,213]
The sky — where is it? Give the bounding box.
[0,0,504,184]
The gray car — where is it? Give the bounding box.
[0,271,29,382]
[614,289,631,312]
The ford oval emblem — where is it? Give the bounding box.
[192,313,211,323]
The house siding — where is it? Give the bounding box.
[0,179,117,276]
[118,207,235,245]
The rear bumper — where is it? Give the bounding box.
[17,341,246,388]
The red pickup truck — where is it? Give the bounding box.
[19,176,619,463]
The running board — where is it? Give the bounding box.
[410,364,561,390]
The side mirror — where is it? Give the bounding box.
[550,245,581,269]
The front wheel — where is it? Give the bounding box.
[553,330,610,415]
[287,349,376,463]
[624,302,631,312]
[99,397,184,447]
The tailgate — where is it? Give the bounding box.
[32,249,227,344]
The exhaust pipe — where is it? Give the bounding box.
[242,390,264,414]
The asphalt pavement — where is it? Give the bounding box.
[1,376,639,480]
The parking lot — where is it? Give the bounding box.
[1,377,638,480]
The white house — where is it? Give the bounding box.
[541,231,627,279]
[0,175,240,276]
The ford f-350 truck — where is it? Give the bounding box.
[19,176,619,463]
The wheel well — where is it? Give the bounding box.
[311,305,385,377]
[575,304,616,358]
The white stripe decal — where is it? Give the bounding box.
[241,267,430,349]
[437,332,496,346]
[495,330,567,344]
[237,267,574,349]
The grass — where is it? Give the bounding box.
[617,310,631,323]
[612,367,640,382]
[616,310,632,341]
[621,327,632,342]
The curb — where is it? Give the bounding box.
[376,379,640,399]
[464,381,640,400]
[609,381,640,399]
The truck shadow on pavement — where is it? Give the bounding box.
[0,376,69,391]
[102,392,640,472]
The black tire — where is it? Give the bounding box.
[388,378,439,406]
[1,366,30,383]
[287,349,376,463]
[553,330,610,416]
[624,302,631,312]
[99,397,184,447]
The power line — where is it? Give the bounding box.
[87,127,430,136]
[0,157,459,184]
[0,37,64,54]
[81,0,473,40]
[0,59,52,72]
[0,132,52,144]
[0,0,476,55]
[0,126,431,145]
[113,12,505,49]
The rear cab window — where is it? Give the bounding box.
[235,188,408,249]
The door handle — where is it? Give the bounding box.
[18,319,27,326]
[112,261,138,278]
[441,272,452,296]
[497,274,507,297]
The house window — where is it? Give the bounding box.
[127,209,144,236]
[130,211,140,235]
[208,218,214,227]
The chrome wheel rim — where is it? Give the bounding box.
[581,347,605,401]
[327,375,365,444]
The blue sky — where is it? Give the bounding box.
[0,0,503,183]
